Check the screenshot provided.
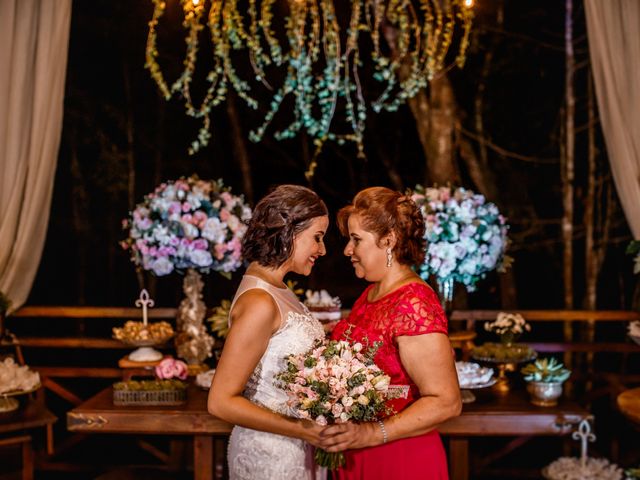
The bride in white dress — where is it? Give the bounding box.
[208,185,329,479]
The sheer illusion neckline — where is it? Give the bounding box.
[243,274,289,291]
[365,281,426,304]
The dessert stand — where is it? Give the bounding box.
[114,290,172,362]
[0,384,41,413]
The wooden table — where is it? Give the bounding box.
[68,385,589,480]
[617,387,640,426]
[67,384,231,480]
[439,388,590,480]
[1,396,57,480]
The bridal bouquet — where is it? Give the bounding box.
[121,176,251,277]
[411,185,510,292]
[277,339,391,469]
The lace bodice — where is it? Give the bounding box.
[227,275,325,480]
[230,275,325,415]
[331,282,447,414]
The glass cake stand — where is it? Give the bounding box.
[0,384,41,413]
[116,336,173,362]
[460,377,497,403]
[472,344,538,393]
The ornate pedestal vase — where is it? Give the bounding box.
[175,269,215,367]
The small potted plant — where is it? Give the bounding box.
[521,357,571,407]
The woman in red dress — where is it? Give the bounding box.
[320,187,461,479]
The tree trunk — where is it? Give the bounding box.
[226,92,254,204]
[562,0,575,311]
[562,0,575,395]
[69,129,89,315]
[584,70,597,311]
[473,0,503,199]
[407,77,459,185]
[122,61,145,293]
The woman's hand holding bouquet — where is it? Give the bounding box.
[277,339,391,469]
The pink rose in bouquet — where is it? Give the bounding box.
[155,357,188,381]
[277,339,391,469]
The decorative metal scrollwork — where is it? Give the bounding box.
[67,413,108,429]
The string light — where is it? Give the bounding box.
[145,0,474,167]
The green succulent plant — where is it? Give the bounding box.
[521,357,571,383]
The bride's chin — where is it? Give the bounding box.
[294,264,313,276]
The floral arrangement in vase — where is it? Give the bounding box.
[484,312,531,346]
[471,312,536,364]
[121,175,251,278]
[410,185,511,300]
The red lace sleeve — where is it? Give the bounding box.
[391,284,448,337]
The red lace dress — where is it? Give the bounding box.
[330,282,449,480]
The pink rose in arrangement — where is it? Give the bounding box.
[121,176,252,277]
[155,357,188,381]
[277,339,391,469]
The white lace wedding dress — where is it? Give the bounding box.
[227,275,325,480]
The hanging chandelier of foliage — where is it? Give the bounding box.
[145,0,474,166]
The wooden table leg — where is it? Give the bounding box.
[194,435,213,480]
[449,438,469,480]
[46,424,54,456]
[22,436,33,480]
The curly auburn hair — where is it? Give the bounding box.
[242,185,328,268]
[337,187,426,266]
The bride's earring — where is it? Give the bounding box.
[386,248,393,268]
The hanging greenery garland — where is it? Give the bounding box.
[145,0,474,170]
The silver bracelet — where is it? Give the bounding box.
[377,419,388,444]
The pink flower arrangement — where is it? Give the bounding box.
[155,357,188,381]
[277,339,391,468]
[121,176,251,277]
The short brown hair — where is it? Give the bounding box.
[242,185,328,268]
[337,187,426,266]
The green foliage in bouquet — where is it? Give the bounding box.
[521,357,571,383]
[113,379,187,391]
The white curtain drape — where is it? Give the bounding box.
[585,0,640,239]
[0,0,72,311]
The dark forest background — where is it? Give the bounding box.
[27,0,638,312]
